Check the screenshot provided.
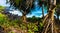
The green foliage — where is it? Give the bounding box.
[8,31,15,33]
[27,16,41,22]
[0,6,5,12]
[19,22,38,33]
[0,6,5,9]
[27,23,38,31]
[20,23,27,30]
[0,13,10,27]
[0,13,7,24]
[39,22,43,32]
[0,13,43,33]
[27,23,38,33]
[40,22,43,27]
[28,29,34,33]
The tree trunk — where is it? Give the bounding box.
[42,0,56,33]
[42,4,44,18]
[22,14,26,23]
[50,0,56,32]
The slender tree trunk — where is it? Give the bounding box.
[42,4,44,18]
[57,14,59,20]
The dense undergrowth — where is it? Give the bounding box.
[0,13,43,33]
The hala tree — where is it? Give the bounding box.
[42,0,57,33]
[6,0,34,22]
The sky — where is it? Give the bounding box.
[0,0,10,6]
[0,0,47,17]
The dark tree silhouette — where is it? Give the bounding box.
[6,0,34,22]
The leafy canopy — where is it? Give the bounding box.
[7,0,34,15]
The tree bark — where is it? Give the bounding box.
[42,4,44,18]
[42,0,56,33]
[22,14,26,23]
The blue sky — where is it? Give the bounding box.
[0,0,10,6]
[0,0,47,17]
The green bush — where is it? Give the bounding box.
[28,29,34,33]
[18,22,38,33]
[19,23,27,30]
[8,31,15,33]
[27,23,38,33]
[39,22,44,32]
